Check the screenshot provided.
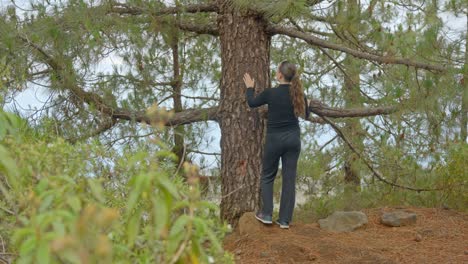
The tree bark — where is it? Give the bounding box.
[170,31,186,163]
[217,1,270,226]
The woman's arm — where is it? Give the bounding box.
[243,72,269,108]
[246,88,269,108]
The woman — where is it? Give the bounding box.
[243,61,310,229]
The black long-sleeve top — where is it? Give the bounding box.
[246,84,310,133]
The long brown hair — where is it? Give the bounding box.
[279,61,305,118]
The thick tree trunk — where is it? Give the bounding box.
[217,2,270,226]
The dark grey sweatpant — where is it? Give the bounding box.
[260,128,301,223]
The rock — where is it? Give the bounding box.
[308,253,318,261]
[318,211,368,232]
[381,210,417,227]
[238,212,263,235]
[414,234,423,242]
[235,249,242,255]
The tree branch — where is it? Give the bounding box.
[188,149,221,156]
[67,119,118,143]
[20,36,218,127]
[317,114,441,192]
[166,107,218,125]
[108,3,219,35]
[306,0,327,7]
[176,20,219,36]
[308,99,398,118]
[267,25,447,72]
[0,205,14,216]
[109,2,218,16]
[307,116,327,124]
[19,35,403,129]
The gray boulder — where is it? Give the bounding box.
[318,211,368,232]
[381,210,417,227]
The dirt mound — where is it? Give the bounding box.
[223,207,468,264]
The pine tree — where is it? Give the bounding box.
[1,0,465,225]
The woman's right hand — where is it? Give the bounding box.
[243,73,255,88]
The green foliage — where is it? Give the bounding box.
[230,0,310,20]
[434,142,468,209]
[295,142,468,223]
[0,110,233,263]
[0,0,466,250]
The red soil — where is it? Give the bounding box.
[223,207,468,264]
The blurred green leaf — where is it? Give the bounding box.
[36,241,50,264]
[67,196,82,212]
[126,210,142,247]
[88,179,105,203]
[19,237,36,256]
[157,175,179,198]
[153,196,169,240]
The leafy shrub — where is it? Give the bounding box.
[0,110,233,263]
[295,142,467,222]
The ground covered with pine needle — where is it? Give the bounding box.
[223,207,467,264]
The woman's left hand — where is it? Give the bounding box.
[243,73,255,88]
